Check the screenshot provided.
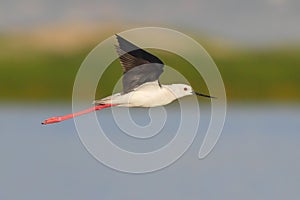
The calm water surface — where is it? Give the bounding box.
[0,103,299,199]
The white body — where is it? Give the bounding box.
[94,81,193,107]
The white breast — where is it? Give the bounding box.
[125,82,177,107]
[96,82,177,107]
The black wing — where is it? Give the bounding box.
[115,34,164,93]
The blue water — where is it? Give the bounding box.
[0,103,299,199]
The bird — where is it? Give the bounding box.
[93,34,214,107]
[42,34,214,125]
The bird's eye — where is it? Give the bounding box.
[184,87,188,91]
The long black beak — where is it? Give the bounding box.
[193,91,216,99]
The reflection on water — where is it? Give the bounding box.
[0,103,299,199]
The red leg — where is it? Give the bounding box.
[41,104,117,125]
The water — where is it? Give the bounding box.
[0,103,299,199]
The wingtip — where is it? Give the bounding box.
[115,34,121,45]
[115,34,127,42]
[115,34,122,40]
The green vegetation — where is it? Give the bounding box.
[215,47,300,102]
[1,34,300,102]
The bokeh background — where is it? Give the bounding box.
[1,0,300,199]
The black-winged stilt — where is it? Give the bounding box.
[42,35,214,125]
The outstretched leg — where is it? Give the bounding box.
[41,104,117,125]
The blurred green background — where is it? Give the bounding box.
[1,0,299,103]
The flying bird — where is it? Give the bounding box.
[94,34,214,106]
[42,35,214,125]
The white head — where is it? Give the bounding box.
[167,84,193,99]
[167,84,215,99]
